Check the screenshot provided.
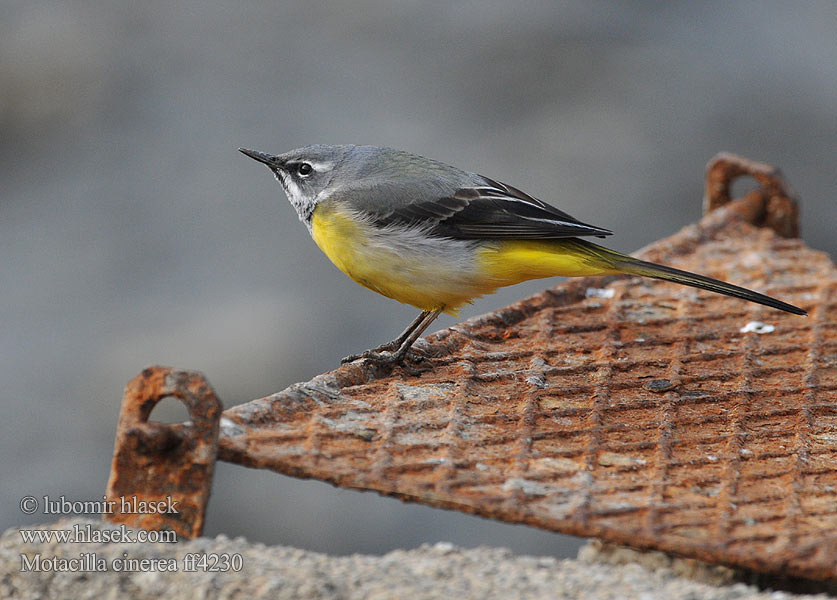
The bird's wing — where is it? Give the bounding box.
[365,176,613,240]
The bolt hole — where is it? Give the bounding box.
[149,396,190,424]
[730,175,760,200]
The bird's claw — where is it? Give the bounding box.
[341,348,433,375]
[340,345,397,365]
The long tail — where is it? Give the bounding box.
[572,239,807,316]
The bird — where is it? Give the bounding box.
[239,144,806,366]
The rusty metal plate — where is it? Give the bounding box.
[218,181,836,580]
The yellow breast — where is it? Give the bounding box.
[310,203,486,314]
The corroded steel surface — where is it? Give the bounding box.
[106,367,222,538]
[216,163,836,579]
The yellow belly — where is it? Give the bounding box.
[310,203,620,314]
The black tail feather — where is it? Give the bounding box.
[616,257,807,315]
[570,239,807,316]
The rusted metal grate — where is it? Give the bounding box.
[215,156,836,580]
[107,154,835,580]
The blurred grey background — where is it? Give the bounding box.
[2,1,835,558]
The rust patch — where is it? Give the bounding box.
[216,155,836,580]
[105,367,221,538]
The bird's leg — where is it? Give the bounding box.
[390,308,443,362]
[341,310,436,364]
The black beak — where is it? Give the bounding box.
[238,147,281,168]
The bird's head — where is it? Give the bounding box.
[239,144,356,224]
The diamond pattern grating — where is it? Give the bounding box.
[218,195,836,580]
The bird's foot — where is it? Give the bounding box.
[341,341,400,364]
[341,347,433,375]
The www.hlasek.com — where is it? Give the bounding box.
[20,523,176,545]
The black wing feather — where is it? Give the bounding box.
[373,176,612,240]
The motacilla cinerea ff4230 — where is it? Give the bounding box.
[240,145,806,365]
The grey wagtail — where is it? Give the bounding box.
[239,145,806,365]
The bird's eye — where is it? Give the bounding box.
[297,163,313,177]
